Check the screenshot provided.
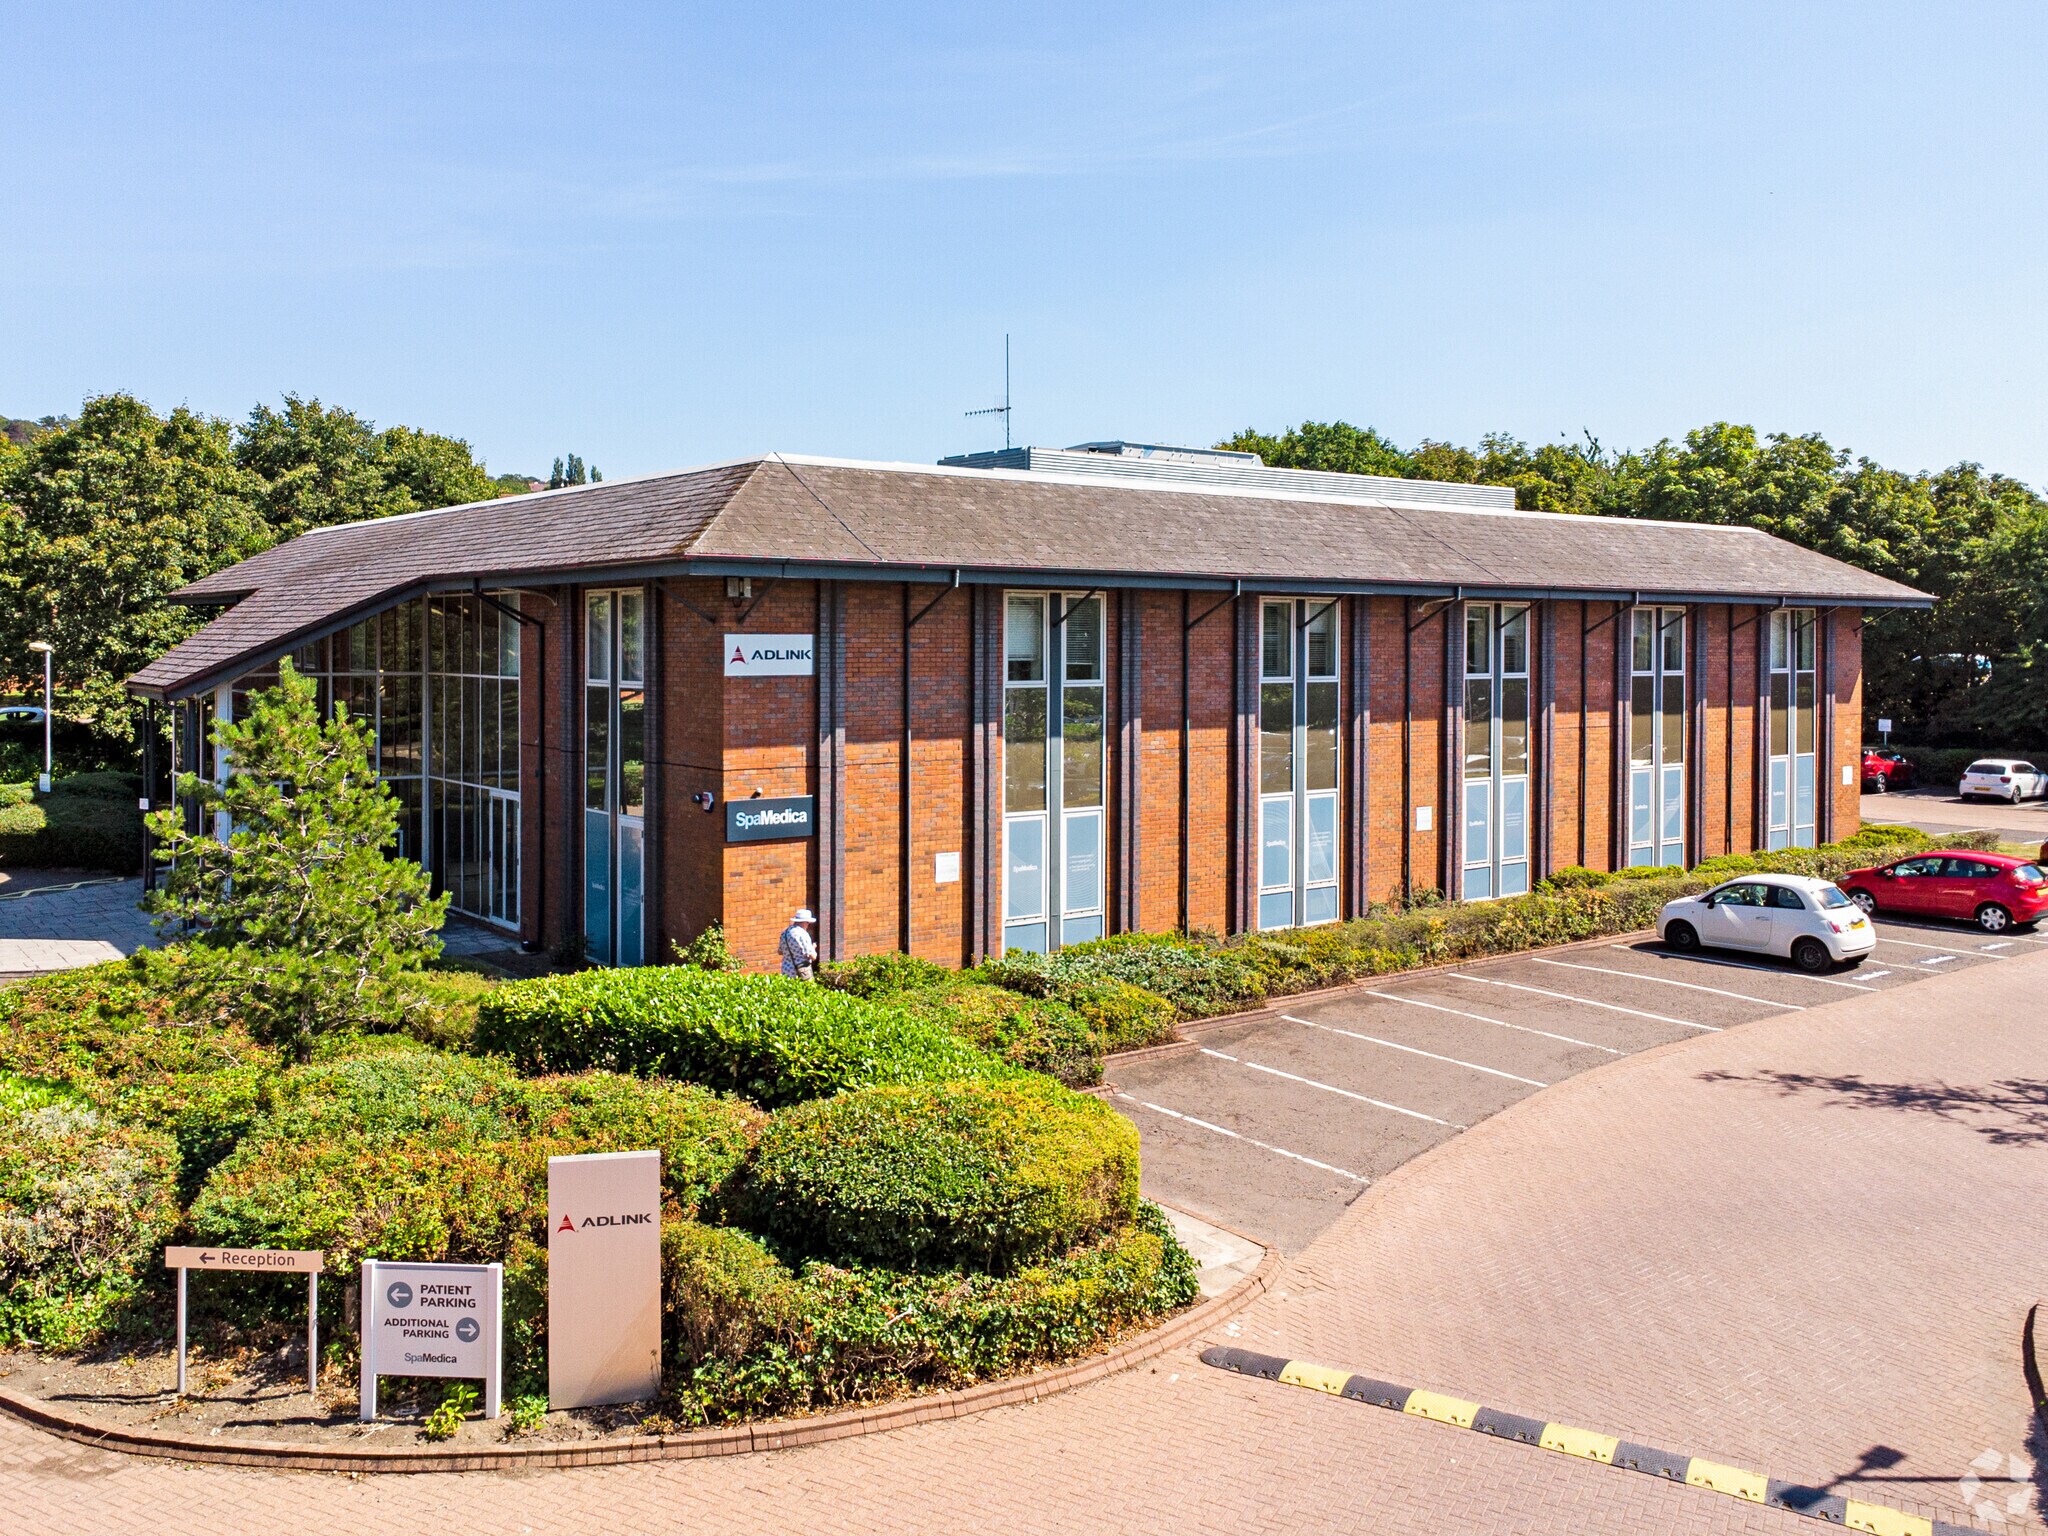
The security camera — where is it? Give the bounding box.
[693,791,716,812]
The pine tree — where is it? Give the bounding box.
[566,454,585,485]
[549,456,566,489]
[141,662,447,1062]
[590,465,602,483]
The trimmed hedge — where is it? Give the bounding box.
[0,1101,180,1348]
[474,966,1003,1106]
[0,776,143,871]
[892,981,1101,1086]
[666,1202,1199,1423]
[737,1077,1139,1272]
[189,1051,763,1271]
[982,935,1266,1018]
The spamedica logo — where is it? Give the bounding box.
[726,795,816,844]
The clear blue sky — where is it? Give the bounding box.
[5,3,2045,485]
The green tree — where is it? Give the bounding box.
[142,662,447,1062]
[548,456,566,488]
[234,395,402,536]
[374,423,501,512]
[0,394,268,743]
[1218,420,1413,477]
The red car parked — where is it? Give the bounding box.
[1838,849,2048,933]
[1860,748,1915,791]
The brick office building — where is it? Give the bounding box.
[126,446,1927,972]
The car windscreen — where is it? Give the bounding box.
[1965,761,2007,775]
[1815,887,1852,909]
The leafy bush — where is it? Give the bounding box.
[892,982,1101,1086]
[474,966,1002,1107]
[817,950,948,999]
[1614,863,1683,880]
[672,924,741,972]
[982,934,1265,1020]
[737,1077,1139,1273]
[189,1053,761,1272]
[670,1202,1198,1423]
[0,1101,180,1347]
[1540,864,1614,890]
[1059,979,1179,1054]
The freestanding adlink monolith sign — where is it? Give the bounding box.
[548,1149,661,1409]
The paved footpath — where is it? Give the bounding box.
[8,951,2048,1534]
[0,875,156,976]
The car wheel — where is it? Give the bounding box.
[1976,903,2013,934]
[1791,937,1832,973]
[1664,920,1700,953]
[1873,772,1888,794]
[1849,888,1877,916]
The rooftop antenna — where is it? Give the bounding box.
[964,334,1012,449]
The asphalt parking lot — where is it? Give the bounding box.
[1111,910,2048,1252]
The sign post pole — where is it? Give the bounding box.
[175,1265,187,1397]
[359,1258,378,1422]
[308,1270,319,1397]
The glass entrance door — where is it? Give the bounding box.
[1766,608,1817,849]
[1461,603,1531,899]
[1002,592,1104,953]
[584,589,646,966]
[1629,606,1687,868]
[1257,599,1340,930]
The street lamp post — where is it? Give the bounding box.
[26,641,52,793]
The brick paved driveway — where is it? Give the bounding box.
[7,946,2045,1534]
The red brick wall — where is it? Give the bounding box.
[1135,591,1186,932]
[842,584,903,957]
[1831,610,1864,837]
[534,583,1882,975]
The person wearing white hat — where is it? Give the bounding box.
[779,907,819,981]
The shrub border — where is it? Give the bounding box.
[0,1213,1277,1473]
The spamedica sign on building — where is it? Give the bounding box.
[724,633,814,677]
[727,795,816,843]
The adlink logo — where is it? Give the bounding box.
[556,1212,655,1233]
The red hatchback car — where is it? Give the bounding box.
[1838,850,2048,933]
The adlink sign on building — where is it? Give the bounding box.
[548,1150,662,1409]
[724,633,814,677]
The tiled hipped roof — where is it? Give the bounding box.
[128,455,1930,700]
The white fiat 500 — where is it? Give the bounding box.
[1657,874,1876,973]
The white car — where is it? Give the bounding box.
[1657,874,1876,973]
[1960,758,2048,804]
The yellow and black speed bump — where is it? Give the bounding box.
[1202,1346,1973,1536]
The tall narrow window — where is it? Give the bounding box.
[1628,606,1687,868]
[1001,592,1105,953]
[1766,608,1817,849]
[1462,602,1531,899]
[585,588,646,965]
[425,593,520,927]
[1257,598,1340,929]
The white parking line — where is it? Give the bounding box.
[1859,969,1893,979]
[1535,956,1809,1008]
[1875,934,2005,959]
[1111,1093,1369,1184]
[1920,955,1955,966]
[1359,989,1623,1055]
[1199,1048,1464,1128]
[1279,1015,1548,1087]
[1445,973,1719,1030]
[1603,945,1878,992]
[1870,919,2048,947]
[1981,942,2013,951]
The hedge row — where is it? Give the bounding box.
[474,966,1006,1105]
[663,1201,1199,1423]
[736,1078,1140,1272]
[0,774,144,871]
[188,1050,764,1273]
